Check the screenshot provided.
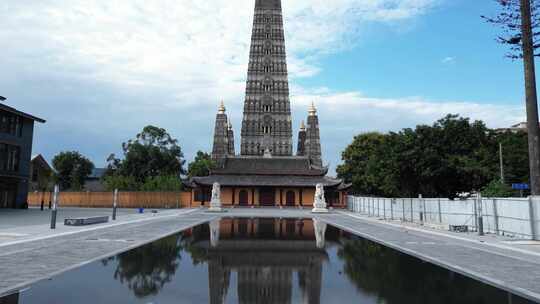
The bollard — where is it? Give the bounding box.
[493,198,500,236]
[410,198,414,223]
[50,185,59,229]
[40,199,44,211]
[477,193,484,236]
[112,189,118,221]
[530,196,539,241]
[402,199,406,221]
[390,198,394,220]
[419,194,424,225]
[383,198,386,219]
[48,199,52,210]
[438,198,442,223]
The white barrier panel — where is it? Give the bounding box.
[347,195,538,240]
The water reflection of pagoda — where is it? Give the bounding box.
[193,218,328,304]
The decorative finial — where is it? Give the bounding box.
[308,102,317,116]
[218,100,226,114]
[300,120,306,131]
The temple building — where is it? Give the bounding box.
[187,0,349,207]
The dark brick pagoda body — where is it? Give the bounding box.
[187,0,349,207]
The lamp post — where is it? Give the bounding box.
[499,143,505,184]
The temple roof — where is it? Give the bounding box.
[191,174,343,188]
[211,156,328,176]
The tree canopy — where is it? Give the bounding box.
[482,0,540,59]
[107,126,185,185]
[337,115,528,198]
[52,151,94,190]
[187,151,216,178]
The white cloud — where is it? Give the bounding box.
[292,90,523,130]
[1,0,520,173]
[0,0,437,102]
[442,56,456,64]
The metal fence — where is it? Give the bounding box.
[347,196,540,240]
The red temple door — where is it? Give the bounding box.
[286,191,295,207]
[259,188,275,206]
[239,190,249,206]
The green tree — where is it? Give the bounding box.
[483,0,540,194]
[337,132,399,197]
[404,115,494,198]
[337,115,523,198]
[52,151,94,190]
[140,175,183,191]
[495,130,529,185]
[187,151,216,178]
[108,126,185,184]
[482,180,515,197]
[102,175,140,191]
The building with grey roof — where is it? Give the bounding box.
[0,101,45,208]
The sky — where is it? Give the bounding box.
[0,0,530,174]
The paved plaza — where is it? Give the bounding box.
[0,207,540,302]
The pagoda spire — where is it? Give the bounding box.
[308,102,317,116]
[218,100,226,114]
[240,0,292,156]
[227,121,235,156]
[297,120,307,156]
[212,101,230,166]
[304,103,322,167]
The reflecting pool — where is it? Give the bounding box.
[2,218,537,304]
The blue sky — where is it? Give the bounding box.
[0,0,530,174]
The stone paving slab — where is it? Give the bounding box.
[339,211,540,264]
[318,212,540,303]
[0,208,139,230]
[0,208,189,246]
[0,210,217,297]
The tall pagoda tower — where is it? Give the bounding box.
[240,0,293,156]
[194,0,351,208]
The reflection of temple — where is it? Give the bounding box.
[195,218,328,304]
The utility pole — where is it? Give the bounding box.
[499,143,505,183]
[520,0,540,195]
